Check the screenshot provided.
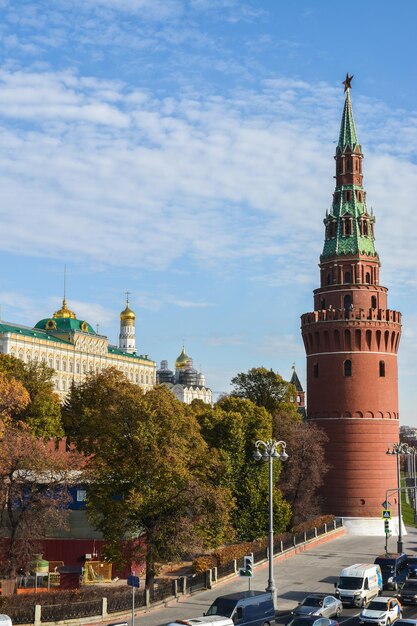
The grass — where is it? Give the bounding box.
[401,473,417,528]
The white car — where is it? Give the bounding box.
[359,597,402,626]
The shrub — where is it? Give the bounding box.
[291,515,335,534]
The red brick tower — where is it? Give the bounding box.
[301,76,402,531]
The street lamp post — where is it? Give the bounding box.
[253,439,288,609]
[387,442,411,553]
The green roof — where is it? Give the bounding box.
[338,89,360,151]
[0,322,72,344]
[35,318,96,334]
[322,186,377,259]
[108,345,154,362]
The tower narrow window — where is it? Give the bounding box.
[371,296,377,309]
[344,272,352,285]
[313,363,319,378]
[365,272,371,284]
[321,299,326,310]
[344,294,352,314]
[344,360,352,377]
[379,360,385,377]
[345,219,352,236]
[327,274,332,285]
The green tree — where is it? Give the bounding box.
[0,355,62,438]
[64,371,234,587]
[192,396,291,540]
[230,367,299,418]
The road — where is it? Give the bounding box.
[131,527,417,626]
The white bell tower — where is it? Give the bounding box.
[119,292,136,354]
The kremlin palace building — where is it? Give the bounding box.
[0,295,213,404]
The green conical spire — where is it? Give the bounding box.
[338,89,359,151]
[321,80,377,261]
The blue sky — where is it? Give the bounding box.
[1,0,417,422]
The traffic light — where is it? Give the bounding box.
[243,555,254,577]
[384,520,390,534]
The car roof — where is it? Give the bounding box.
[375,553,406,559]
[214,591,271,601]
[369,597,392,604]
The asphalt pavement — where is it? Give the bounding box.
[130,527,417,626]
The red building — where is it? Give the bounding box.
[301,76,401,533]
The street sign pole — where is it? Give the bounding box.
[127,572,140,626]
[132,582,135,626]
[132,571,136,626]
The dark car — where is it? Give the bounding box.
[287,617,339,626]
[374,554,408,590]
[206,591,275,626]
[393,621,417,626]
[398,579,417,605]
[407,557,417,579]
[292,595,342,619]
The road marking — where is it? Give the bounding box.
[339,613,361,624]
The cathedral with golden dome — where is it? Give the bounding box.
[0,295,156,399]
[156,345,212,404]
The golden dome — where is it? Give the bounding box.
[53,298,76,320]
[175,346,190,369]
[120,304,136,322]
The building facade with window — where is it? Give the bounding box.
[0,297,156,399]
[301,77,401,534]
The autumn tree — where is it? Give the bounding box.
[273,413,329,525]
[64,371,234,587]
[192,396,291,540]
[0,426,81,578]
[0,355,62,438]
[231,367,299,418]
[0,371,30,428]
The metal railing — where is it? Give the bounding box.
[0,519,343,625]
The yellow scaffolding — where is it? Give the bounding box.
[83,561,112,585]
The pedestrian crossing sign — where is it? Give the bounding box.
[382,509,391,519]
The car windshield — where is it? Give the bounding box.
[302,597,322,607]
[206,599,237,617]
[338,576,363,590]
[367,601,388,611]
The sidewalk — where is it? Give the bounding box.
[125,526,417,626]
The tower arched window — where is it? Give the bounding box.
[313,363,319,378]
[365,272,371,284]
[345,218,352,235]
[344,360,352,377]
[344,272,352,284]
[379,361,385,377]
[371,296,377,309]
[327,273,332,285]
[320,299,326,310]
[344,294,352,316]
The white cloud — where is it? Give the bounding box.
[0,68,416,291]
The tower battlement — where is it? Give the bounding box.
[301,308,402,325]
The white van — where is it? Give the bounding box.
[335,564,383,607]
[167,617,233,626]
